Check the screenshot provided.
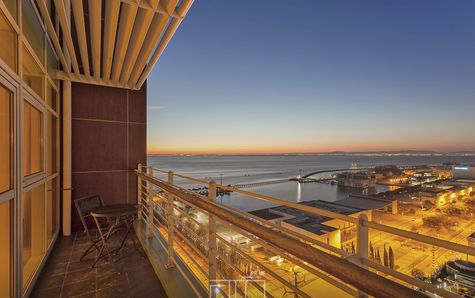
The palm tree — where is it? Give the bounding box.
[369,241,374,259]
[389,246,395,269]
[383,244,389,267]
[376,248,382,264]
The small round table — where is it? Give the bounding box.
[90,204,139,266]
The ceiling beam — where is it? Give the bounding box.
[136,0,194,88]
[119,3,157,84]
[53,70,132,89]
[102,0,121,80]
[53,0,81,74]
[111,2,138,82]
[36,0,70,74]
[88,0,102,79]
[71,0,90,76]
[120,0,183,19]
[127,13,169,86]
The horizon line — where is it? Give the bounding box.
[146,149,475,156]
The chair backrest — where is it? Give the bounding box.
[74,195,103,236]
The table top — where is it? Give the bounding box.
[90,204,138,218]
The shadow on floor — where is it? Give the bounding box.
[31,230,167,298]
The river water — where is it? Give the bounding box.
[147,154,475,211]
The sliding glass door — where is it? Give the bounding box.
[0,80,13,298]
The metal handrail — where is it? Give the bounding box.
[154,166,475,258]
[136,169,425,298]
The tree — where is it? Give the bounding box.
[375,248,382,264]
[369,241,374,259]
[465,198,475,213]
[411,268,424,278]
[443,206,461,216]
[422,200,435,210]
[389,246,395,269]
[422,215,453,232]
[383,244,389,267]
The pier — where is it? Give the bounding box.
[232,178,290,189]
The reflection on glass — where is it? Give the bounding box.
[22,46,43,99]
[47,43,58,78]
[22,0,44,63]
[0,200,11,298]
[0,10,17,72]
[24,101,42,176]
[46,179,58,244]
[23,184,45,290]
[0,84,12,193]
[46,81,58,111]
[3,0,17,21]
[47,112,56,175]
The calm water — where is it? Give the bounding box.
[147,155,475,211]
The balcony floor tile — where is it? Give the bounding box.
[31,231,167,298]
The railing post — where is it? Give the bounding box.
[166,171,175,268]
[146,166,154,238]
[137,164,142,220]
[208,180,217,298]
[356,214,369,298]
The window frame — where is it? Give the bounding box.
[22,88,45,186]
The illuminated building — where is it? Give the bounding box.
[336,171,376,188]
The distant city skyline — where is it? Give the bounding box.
[147,1,475,154]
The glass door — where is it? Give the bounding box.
[0,78,14,298]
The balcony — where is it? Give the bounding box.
[131,164,475,298]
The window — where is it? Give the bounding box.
[46,80,57,112]
[0,200,11,298]
[24,101,42,176]
[47,111,56,175]
[0,84,12,193]
[22,184,45,289]
[22,0,44,64]
[3,0,17,21]
[46,42,58,79]
[46,178,58,244]
[0,10,17,72]
[22,45,43,99]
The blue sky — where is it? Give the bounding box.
[147,0,475,154]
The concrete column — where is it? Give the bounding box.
[137,164,142,220]
[166,171,175,268]
[145,166,153,238]
[392,200,398,215]
[62,79,72,236]
[208,181,217,297]
[62,0,72,236]
[357,214,369,298]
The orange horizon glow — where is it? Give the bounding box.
[147,144,475,155]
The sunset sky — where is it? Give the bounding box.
[147,1,475,154]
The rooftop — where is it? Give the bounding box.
[250,200,365,236]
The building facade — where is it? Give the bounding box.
[336,171,376,188]
[0,0,192,296]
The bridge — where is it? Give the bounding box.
[232,178,290,189]
[301,168,369,178]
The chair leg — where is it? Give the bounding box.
[79,243,95,261]
[79,239,101,262]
